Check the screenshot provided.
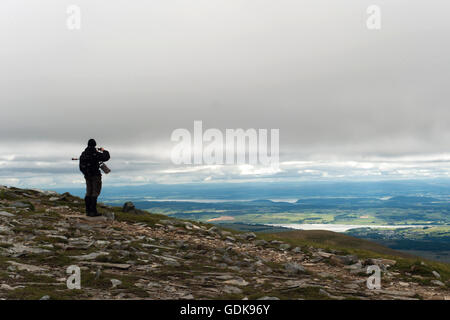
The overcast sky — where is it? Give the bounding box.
[1,0,450,188]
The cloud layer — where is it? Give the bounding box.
[1,1,450,188]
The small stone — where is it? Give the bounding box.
[223,285,243,294]
[104,212,115,221]
[257,296,280,300]
[292,247,302,253]
[366,258,396,267]
[110,279,122,288]
[11,201,32,208]
[432,271,441,279]
[223,278,249,286]
[7,261,47,272]
[284,262,306,274]
[0,211,15,217]
[431,280,445,287]
[40,295,50,300]
[95,268,102,280]
[330,255,358,266]
[225,236,236,242]
[280,244,291,250]
[164,260,181,267]
[0,284,15,290]
[207,226,220,234]
[70,252,109,261]
[254,240,268,247]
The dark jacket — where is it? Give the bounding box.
[79,146,110,177]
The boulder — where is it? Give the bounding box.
[122,202,136,213]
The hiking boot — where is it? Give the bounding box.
[91,196,100,216]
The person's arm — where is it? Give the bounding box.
[98,149,110,162]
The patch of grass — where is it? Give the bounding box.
[5,286,83,300]
[115,210,176,227]
[0,190,19,200]
[81,271,149,298]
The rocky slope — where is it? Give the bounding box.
[0,186,449,300]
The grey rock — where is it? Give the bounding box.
[242,232,257,240]
[319,289,345,300]
[254,240,268,247]
[70,251,109,260]
[292,247,302,253]
[431,280,445,287]
[432,271,441,279]
[223,285,243,294]
[164,260,181,267]
[110,279,122,288]
[0,211,15,217]
[223,278,249,286]
[280,244,291,250]
[228,266,241,272]
[366,258,396,267]
[225,236,236,242]
[40,295,51,300]
[284,262,306,274]
[345,261,364,271]
[160,219,175,226]
[122,202,136,213]
[11,201,32,208]
[0,226,12,234]
[331,255,359,265]
[207,226,220,234]
[257,296,280,300]
[7,261,47,272]
[9,244,51,255]
[104,212,115,221]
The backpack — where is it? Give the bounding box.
[79,151,96,176]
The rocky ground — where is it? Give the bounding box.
[0,186,449,300]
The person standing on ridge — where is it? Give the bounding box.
[79,139,110,217]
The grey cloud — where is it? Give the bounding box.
[1,0,450,186]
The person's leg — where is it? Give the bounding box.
[85,176,94,216]
[91,176,102,216]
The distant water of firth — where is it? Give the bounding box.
[267,224,430,232]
